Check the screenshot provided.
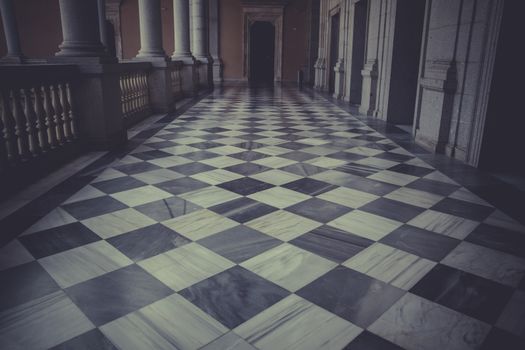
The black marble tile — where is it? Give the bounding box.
[380,225,460,261]
[198,225,282,263]
[90,176,147,194]
[134,197,201,222]
[297,266,405,328]
[50,329,117,350]
[218,177,274,196]
[132,150,173,161]
[230,151,269,161]
[406,178,460,196]
[432,197,494,221]
[156,177,209,195]
[183,151,220,161]
[187,141,222,150]
[481,328,525,350]
[224,163,271,176]
[144,140,177,149]
[290,225,373,263]
[466,223,525,258]
[209,197,278,223]
[169,162,215,175]
[203,127,231,133]
[343,331,404,350]
[388,163,434,177]
[237,134,266,141]
[336,163,380,177]
[411,264,513,323]
[360,198,425,223]
[286,198,352,223]
[280,151,318,162]
[344,177,399,196]
[282,178,337,196]
[0,261,60,312]
[61,196,128,220]
[278,141,309,150]
[19,222,101,259]
[65,264,173,326]
[279,163,327,176]
[233,141,266,150]
[107,223,190,262]
[113,162,161,175]
[374,152,414,163]
[179,266,289,328]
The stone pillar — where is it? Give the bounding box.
[97,0,108,49]
[173,0,197,95]
[192,0,210,89]
[208,0,222,83]
[0,0,24,63]
[136,0,166,58]
[55,0,106,58]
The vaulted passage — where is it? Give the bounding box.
[1,87,524,349]
[249,21,275,85]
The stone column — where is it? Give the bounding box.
[136,0,166,58]
[55,0,106,58]
[192,0,210,89]
[208,0,222,83]
[0,0,24,63]
[97,0,108,49]
[173,0,197,95]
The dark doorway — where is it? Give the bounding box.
[105,20,117,58]
[249,21,275,85]
[386,0,425,125]
[328,12,340,93]
[479,1,525,175]
[349,0,367,105]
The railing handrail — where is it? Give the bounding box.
[0,64,79,89]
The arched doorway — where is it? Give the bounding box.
[249,21,275,85]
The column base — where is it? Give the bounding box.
[0,54,25,64]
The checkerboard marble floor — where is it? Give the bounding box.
[1,87,525,350]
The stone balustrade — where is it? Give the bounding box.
[119,63,152,126]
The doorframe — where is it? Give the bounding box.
[241,4,284,82]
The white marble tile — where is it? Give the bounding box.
[384,187,444,209]
[0,291,94,350]
[208,145,246,156]
[132,169,184,184]
[162,209,238,240]
[62,185,106,204]
[241,243,336,291]
[346,146,384,156]
[483,210,525,233]
[111,185,173,207]
[235,294,361,350]
[255,146,291,156]
[297,138,330,146]
[441,241,525,287]
[404,158,434,169]
[423,170,459,185]
[39,241,133,288]
[305,157,346,169]
[247,187,310,209]
[214,137,245,145]
[407,210,479,239]
[22,208,77,236]
[162,145,199,155]
[201,332,256,350]
[147,156,192,168]
[252,157,297,169]
[191,169,244,185]
[246,210,322,241]
[449,187,492,206]
[81,208,157,239]
[343,243,436,290]
[101,294,227,350]
[367,170,419,186]
[328,210,403,241]
[496,290,525,338]
[369,293,490,350]
[199,156,245,168]
[317,187,379,209]
[0,240,34,271]
[249,170,302,186]
[179,186,241,208]
[256,137,287,146]
[173,137,207,145]
[354,157,399,170]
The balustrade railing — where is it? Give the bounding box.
[119,65,151,125]
[0,65,78,174]
[170,61,183,100]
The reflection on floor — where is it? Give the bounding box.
[1,87,525,350]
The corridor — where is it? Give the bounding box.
[1,87,525,350]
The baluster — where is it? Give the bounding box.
[59,83,73,142]
[33,86,50,152]
[138,73,145,111]
[11,90,30,159]
[0,90,17,164]
[127,74,133,116]
[131,73,138,114]
[51,84,65,144]
[22,88,41,156]
[0,109,7,172]
[119,76,126,117]
[143,73,150,110]
[43,85,58,148]
[65,83,77,139]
